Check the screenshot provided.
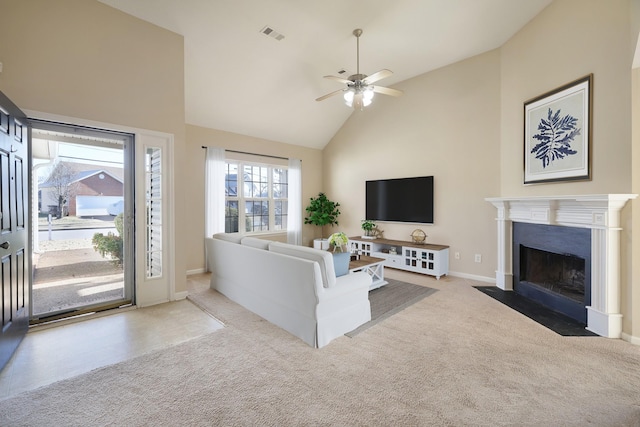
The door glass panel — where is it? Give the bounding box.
[30,122,134,320]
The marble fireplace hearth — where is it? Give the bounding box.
[486,194,636,338]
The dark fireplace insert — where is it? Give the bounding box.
[513,223,591,324]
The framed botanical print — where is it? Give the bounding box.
[524,74,592,184]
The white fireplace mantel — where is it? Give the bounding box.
[486,194,637,338]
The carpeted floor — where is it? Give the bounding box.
[1,271,639,426]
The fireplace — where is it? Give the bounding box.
[513,222,590,324]
[486,194,636,338]
[520,247,585,303]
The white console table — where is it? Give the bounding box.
[350,237,449,280]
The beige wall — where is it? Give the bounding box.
[631,0,640,343]
[500,0,632,196]
[0,0,187,291]
[632,66,640,343]
[323,50,502,280]
[185,125,323,271]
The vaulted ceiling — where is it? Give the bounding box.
[98,0,552,149]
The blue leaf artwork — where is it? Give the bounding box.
[530,108,581,168]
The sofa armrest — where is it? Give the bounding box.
[318,271,371,301]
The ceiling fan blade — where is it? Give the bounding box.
[323,75,352,85]
[372,86,404,97]
[315,89,344,102]
[363,69,393,85]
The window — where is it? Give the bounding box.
[225,161,288,234]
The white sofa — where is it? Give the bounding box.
[205,233,372,348]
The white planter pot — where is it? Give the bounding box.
[313,238,330,250]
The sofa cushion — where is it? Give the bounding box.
[212,233,243,244]
[269,242,336,288]
[332,252,351,277]
[241,236,271,250]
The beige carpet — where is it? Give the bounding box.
[1,271,639,426]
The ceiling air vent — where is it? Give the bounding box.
[260,26,285,41]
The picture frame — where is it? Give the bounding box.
[523,74,592,184]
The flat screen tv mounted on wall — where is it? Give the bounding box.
[366,176,434,224]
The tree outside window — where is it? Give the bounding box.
[43,162,79,218]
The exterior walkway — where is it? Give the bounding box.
[33,239,123,317]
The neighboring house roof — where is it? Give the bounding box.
[40,169,123,188]
[40,161,124,188]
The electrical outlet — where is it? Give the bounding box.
[474,254,482,263]
[454,251,460,260]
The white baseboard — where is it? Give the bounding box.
[173,290,189,301]
[621,332,640,346]
[448,271,495,284]
[187,268,206,276]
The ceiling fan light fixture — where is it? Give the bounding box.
[363,86,374,102]
[344,86,374,109]
[343,88,355,106]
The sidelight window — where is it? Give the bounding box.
[145,147,162,278]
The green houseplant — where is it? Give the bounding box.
[361,219,376,237]
[304,193,341,248]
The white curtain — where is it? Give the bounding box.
[205,147,226,237]
[287,158,302,245]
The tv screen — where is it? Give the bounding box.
[366,176,434,224]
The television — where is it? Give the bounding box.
[366,176,434,224]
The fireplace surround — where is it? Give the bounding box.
[486,195,636,338]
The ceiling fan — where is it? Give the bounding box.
[316,28,403,110]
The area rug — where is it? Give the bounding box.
[345,279,437,337]
[474,286,597,337]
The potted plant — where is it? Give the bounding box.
[304,192,341,249]
[328,232,349,253]
[361,219,376,239]
[328,232,350,276]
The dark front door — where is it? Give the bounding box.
[0,91,30,370]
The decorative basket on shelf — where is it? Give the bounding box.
[411,229,427,244]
